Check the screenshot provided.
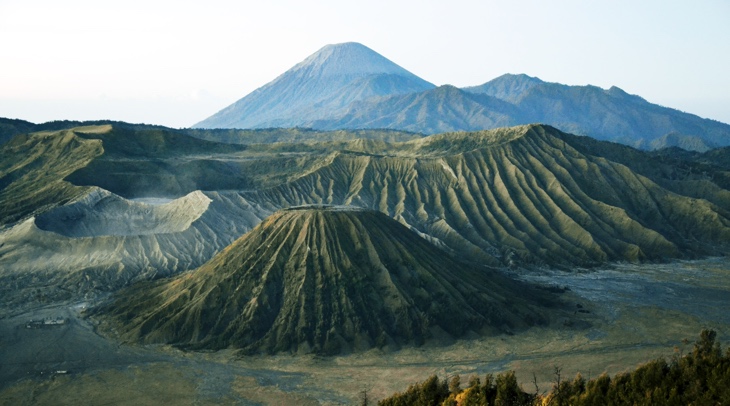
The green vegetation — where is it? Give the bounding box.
[377,371,534,406]
[243,124,730,265]
[0,117,37,145]
[378,329,730,405]
[183,127,422,144]
[98,207,558,354]
[0,127,103,225]
[3,122,730,268]
[2,122,729,273]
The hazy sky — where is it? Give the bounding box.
[1,0,728,128]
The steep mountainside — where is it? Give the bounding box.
[193,42,434,129]
[0,126,104,225]
[99,207,554,354]
[183,127,421,145]
[0,118,38,145]
[308,85,519,134]
[238,125,730,266]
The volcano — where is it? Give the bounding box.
[193,42,434,129]
[100,206,553,354]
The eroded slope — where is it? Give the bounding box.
[0,188,272,314]
[0,126,104,225]
[2,123,729,315]
[242,125,730,266]
[100,207,554,354]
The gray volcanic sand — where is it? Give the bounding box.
[1,258,729,404]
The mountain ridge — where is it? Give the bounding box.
[194,44,730,151]
[2,123,729,313]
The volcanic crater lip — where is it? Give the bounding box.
[34,188,212,238]
[283,204,368,212]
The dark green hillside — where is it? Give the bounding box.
[700,147,730,169]
[66,126,409,198]
[0,126,104,225]
[184,127,422,144]
[565,134,730,208]
[0,118,37,145]
[99,207,556,355]
[72,126,245,158]
[0,117,173,146]
[65,126,254,197]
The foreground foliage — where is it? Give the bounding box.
[378,329,730,405]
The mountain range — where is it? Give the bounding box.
[2,43,730,354]
[1,119,730,352]
[194,42,730,151]
[2,122,730,313]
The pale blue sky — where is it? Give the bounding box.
[1,0,728,128]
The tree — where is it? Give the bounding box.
[495,371,531,406]
[449,375,461,395]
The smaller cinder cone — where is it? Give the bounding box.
[101,206,554,354]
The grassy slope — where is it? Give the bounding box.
[100,208,557,354]
[0,126,105,225]
[245,125,730,265]
[183,127,422,144]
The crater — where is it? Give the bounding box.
[35,188,211,237]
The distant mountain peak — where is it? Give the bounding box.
[464,73,544,102]
[432,84,462,94]
[290,42,416,78]
[494,73,544,83]
[193,42,433,129]
[606,85,645,102]
[193,45,730,151]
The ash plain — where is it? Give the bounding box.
[1,258,729,405]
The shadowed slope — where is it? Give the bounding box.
[0,126,104,225]
[0,118,38,145]
[101,207,552,355]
